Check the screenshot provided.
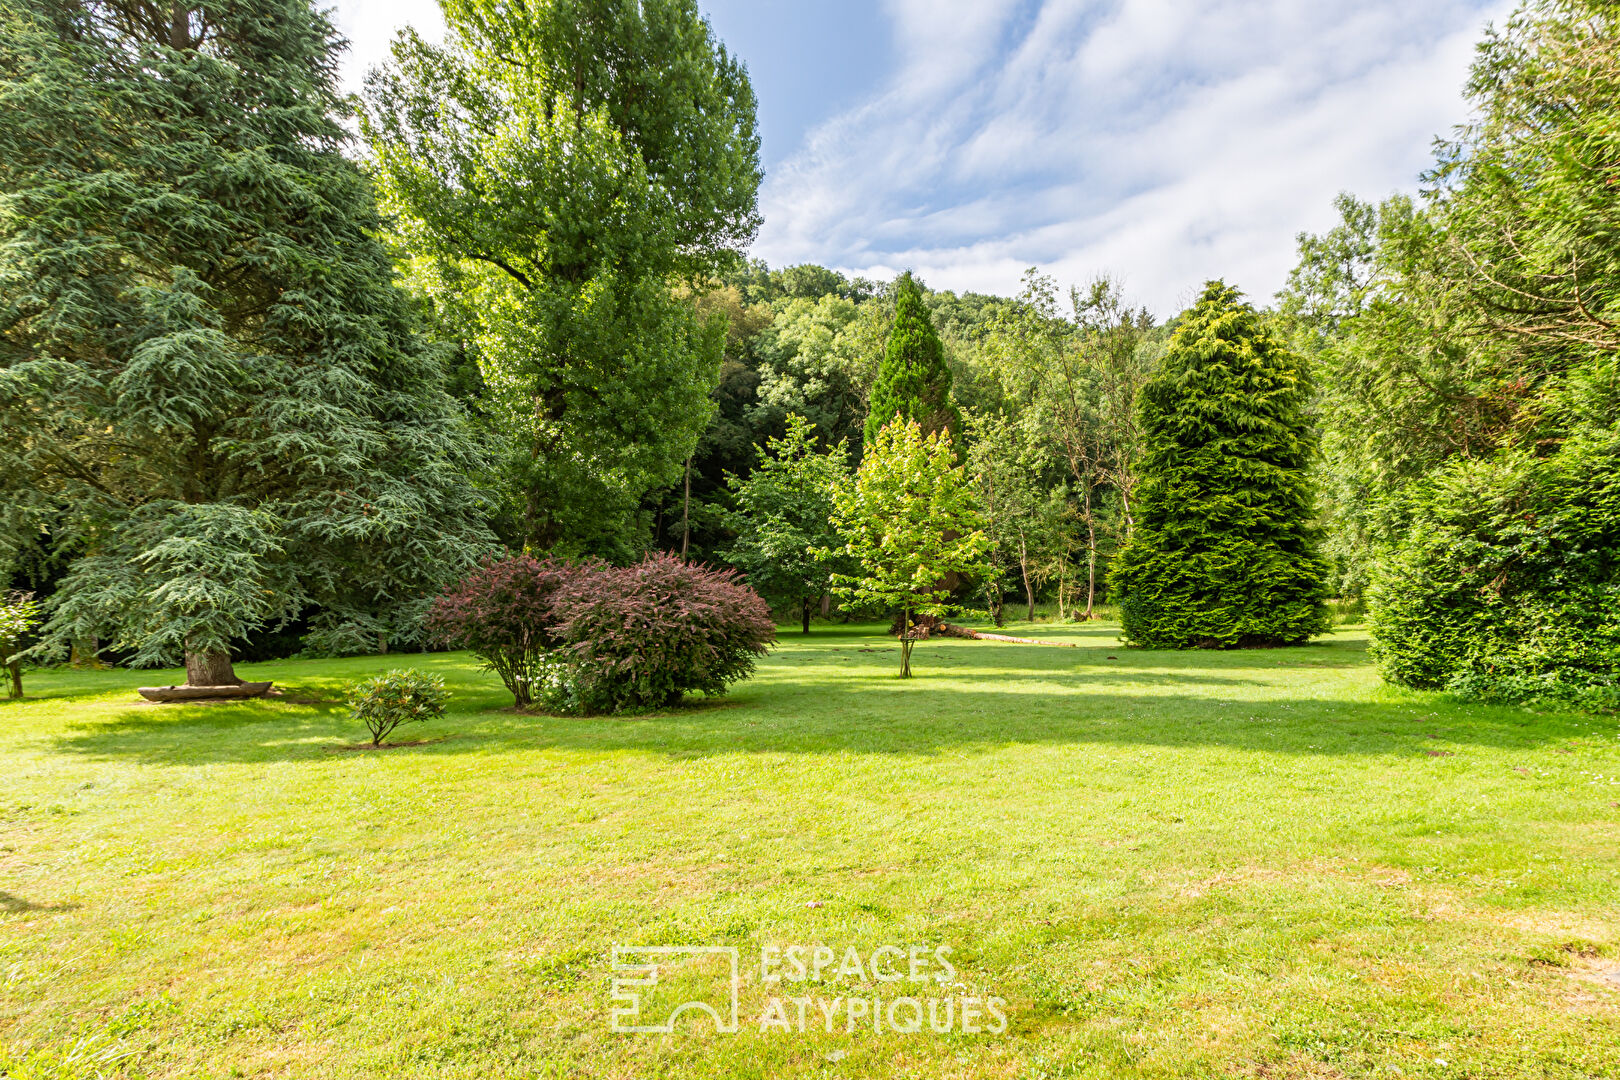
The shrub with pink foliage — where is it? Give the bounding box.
[425,555,585,707]
[549,553,776,713]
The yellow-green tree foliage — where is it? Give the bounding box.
[825,419,990,676]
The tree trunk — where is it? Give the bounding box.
[70,636,99,669]
[169,2,190,49]
[899,608,913,677]
[820,593,831,618]
[524,394,546,549]
[524,473,540,550]
[680,455,692,560]
[6,661,20,699]
[801,596,811,634]
[184,648,241,687]
[1083,484,1098,621]
[1085,543,1097,621]
[1017,534,1034,622]
[950,627,1077,647]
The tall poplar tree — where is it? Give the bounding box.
[864,273,962,449]
[0,0,494,683]
[1115,282,1330,649]
[364,0,762,555]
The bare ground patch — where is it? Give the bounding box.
[323,735,460,752]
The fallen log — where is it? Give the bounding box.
[138,682,273,702]
[957,629,1077,647]
[896,617,1077,647]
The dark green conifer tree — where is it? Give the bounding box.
[0,0,494,683]
[1115,282,1330,648]
[864,273,962,451]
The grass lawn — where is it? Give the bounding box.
[1,621,1617,1078]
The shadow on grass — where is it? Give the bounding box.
[41,630,1596,766]
[0,892,81,914]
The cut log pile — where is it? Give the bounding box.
[954,628,1077,647]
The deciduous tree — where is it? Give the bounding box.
[364,0,762,555]
[0,592,38,698]
[724,415,851,633]
[825,419,991,677]
[986,272,1111,615]
[964,410,1056,624]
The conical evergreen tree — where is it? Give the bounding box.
[1115,282,1330,648]
[0,0,494,682]
[864,273,962,451]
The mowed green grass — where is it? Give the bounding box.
[1,623,1617,1079]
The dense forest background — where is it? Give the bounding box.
[2,0,1614,709]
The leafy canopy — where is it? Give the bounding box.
[825,418,991,676]
[1438,0,1620,359]
[753,297,878,453]
[363,0,762,554]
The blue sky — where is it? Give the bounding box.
[333,0,1510,316]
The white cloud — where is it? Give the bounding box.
[756,0,1515,315]
[328,0,446,96]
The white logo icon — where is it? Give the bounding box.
[610,945,740,1034]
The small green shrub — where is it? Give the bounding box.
[347,669,450,746]
[1445,669,1620,714]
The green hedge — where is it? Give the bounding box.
[1370,431,1620,711]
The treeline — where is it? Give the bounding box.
[2,0,1614,711]
[638,261,1170,625]
[1277,0,1620,709]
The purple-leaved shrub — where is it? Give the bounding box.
[426,555,584,708]
[550,553,776,713]
[428,553,775,713]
